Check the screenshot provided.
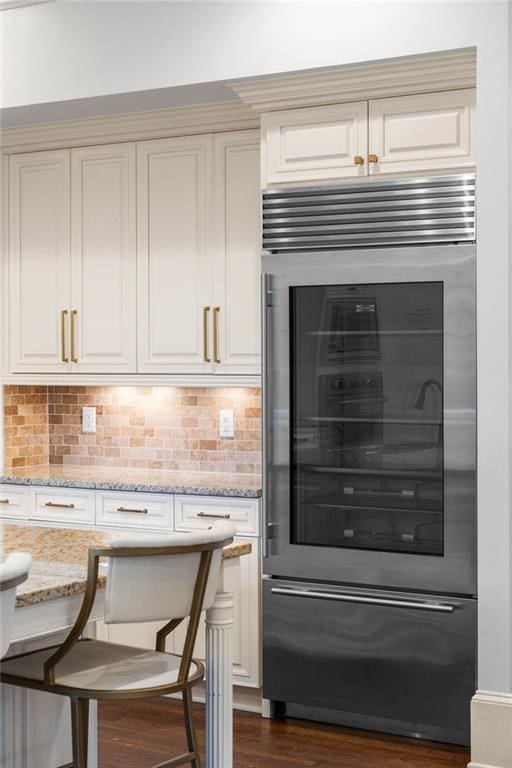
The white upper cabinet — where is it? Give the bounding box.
[368,89,475,176]
[9,150,71,373]
[212,131,261,374]
[137,132,261,377]
[261,89,476,188]
[261,102,368,186]
[71,144,137,372]
[137,135,213,374]
[8,145,137,375]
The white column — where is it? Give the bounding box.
[205,574,234,768]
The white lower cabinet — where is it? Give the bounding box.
[174,494,260,537]
[29,486,95,526]
[95,490,173,530]
[1,485,262,690]
[0,485,29,520]
[171,537,261,688]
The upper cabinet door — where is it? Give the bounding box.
[71,144,137,373]
[368,89,476,176]
[137,136,213,373]
[261,102,368,187]
[212,131,261,375]
[9,150,71,373]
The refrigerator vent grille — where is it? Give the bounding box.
[262,174,475,252]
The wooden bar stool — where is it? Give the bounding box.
[0,521,235,768]
[0,551,32,657]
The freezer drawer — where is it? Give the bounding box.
[263,578,476,745]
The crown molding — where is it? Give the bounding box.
[1,100,258,154]
[229,48,476,113]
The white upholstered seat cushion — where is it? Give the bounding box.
[1,639,200,692]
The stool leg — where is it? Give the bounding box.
[70,698,89,768]
[183,688,201,768]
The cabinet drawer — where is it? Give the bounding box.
[174,495,260,536]
[29,487,95,525]
[95,491,173,530]
[0,485,29,520]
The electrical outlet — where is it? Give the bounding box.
[219,409,234,439]
[82,406,96,434]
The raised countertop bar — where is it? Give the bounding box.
[0,465,262,498]
[1,523,251,608]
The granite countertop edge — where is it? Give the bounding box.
[0,475,262,499]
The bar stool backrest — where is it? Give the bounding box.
[104,522,236,624]
[0,552,32,657]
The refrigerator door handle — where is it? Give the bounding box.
[271,587,456,613]
[262,272,272,558]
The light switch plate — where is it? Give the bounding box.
[219,410,234,439]
[82,406,96,434]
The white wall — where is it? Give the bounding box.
[2,0,512,697]
[0,1,505,108]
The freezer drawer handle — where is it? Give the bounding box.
[271,587,456,613]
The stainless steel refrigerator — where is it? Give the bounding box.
[261,174,476,745]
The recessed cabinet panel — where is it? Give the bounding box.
[137,136,213,373]
[213,132,261,374]
[369,89,475,175]
[71,144,137,372]
[172,537,261,688]
[261,102,368,186]
[0,486,29,520]
[9,151,71,372]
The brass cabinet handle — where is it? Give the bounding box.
[116,506,149,514]
[45,501,75,509]
[213,306,221,364]
[353,155,365,166]
[203,306,211,362]
[0,499,10,504]
[61,310,69,363]
[368,153,379,164]
[70,310,78,363]
[197,511,231,519]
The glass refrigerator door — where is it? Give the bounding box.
[291,282,444,556]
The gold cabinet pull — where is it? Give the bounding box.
[0,499,10,504]
[203,306,211,362]
[45,501,75,509]
[353,155,365,166]
[70,310,78,363]
[197,511,231,519]
[213,306,221,364]
[116,506,149,514]
[60,310,69,363]
[368,153,379,164]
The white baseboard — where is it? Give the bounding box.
[469,691,512,768]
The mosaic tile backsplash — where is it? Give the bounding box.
[3,386,262,474]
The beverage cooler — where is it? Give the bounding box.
[261,175,477,744]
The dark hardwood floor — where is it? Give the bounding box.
[99,698,470,768]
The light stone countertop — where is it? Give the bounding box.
[0,465,262,499]
[1,523,251,608]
